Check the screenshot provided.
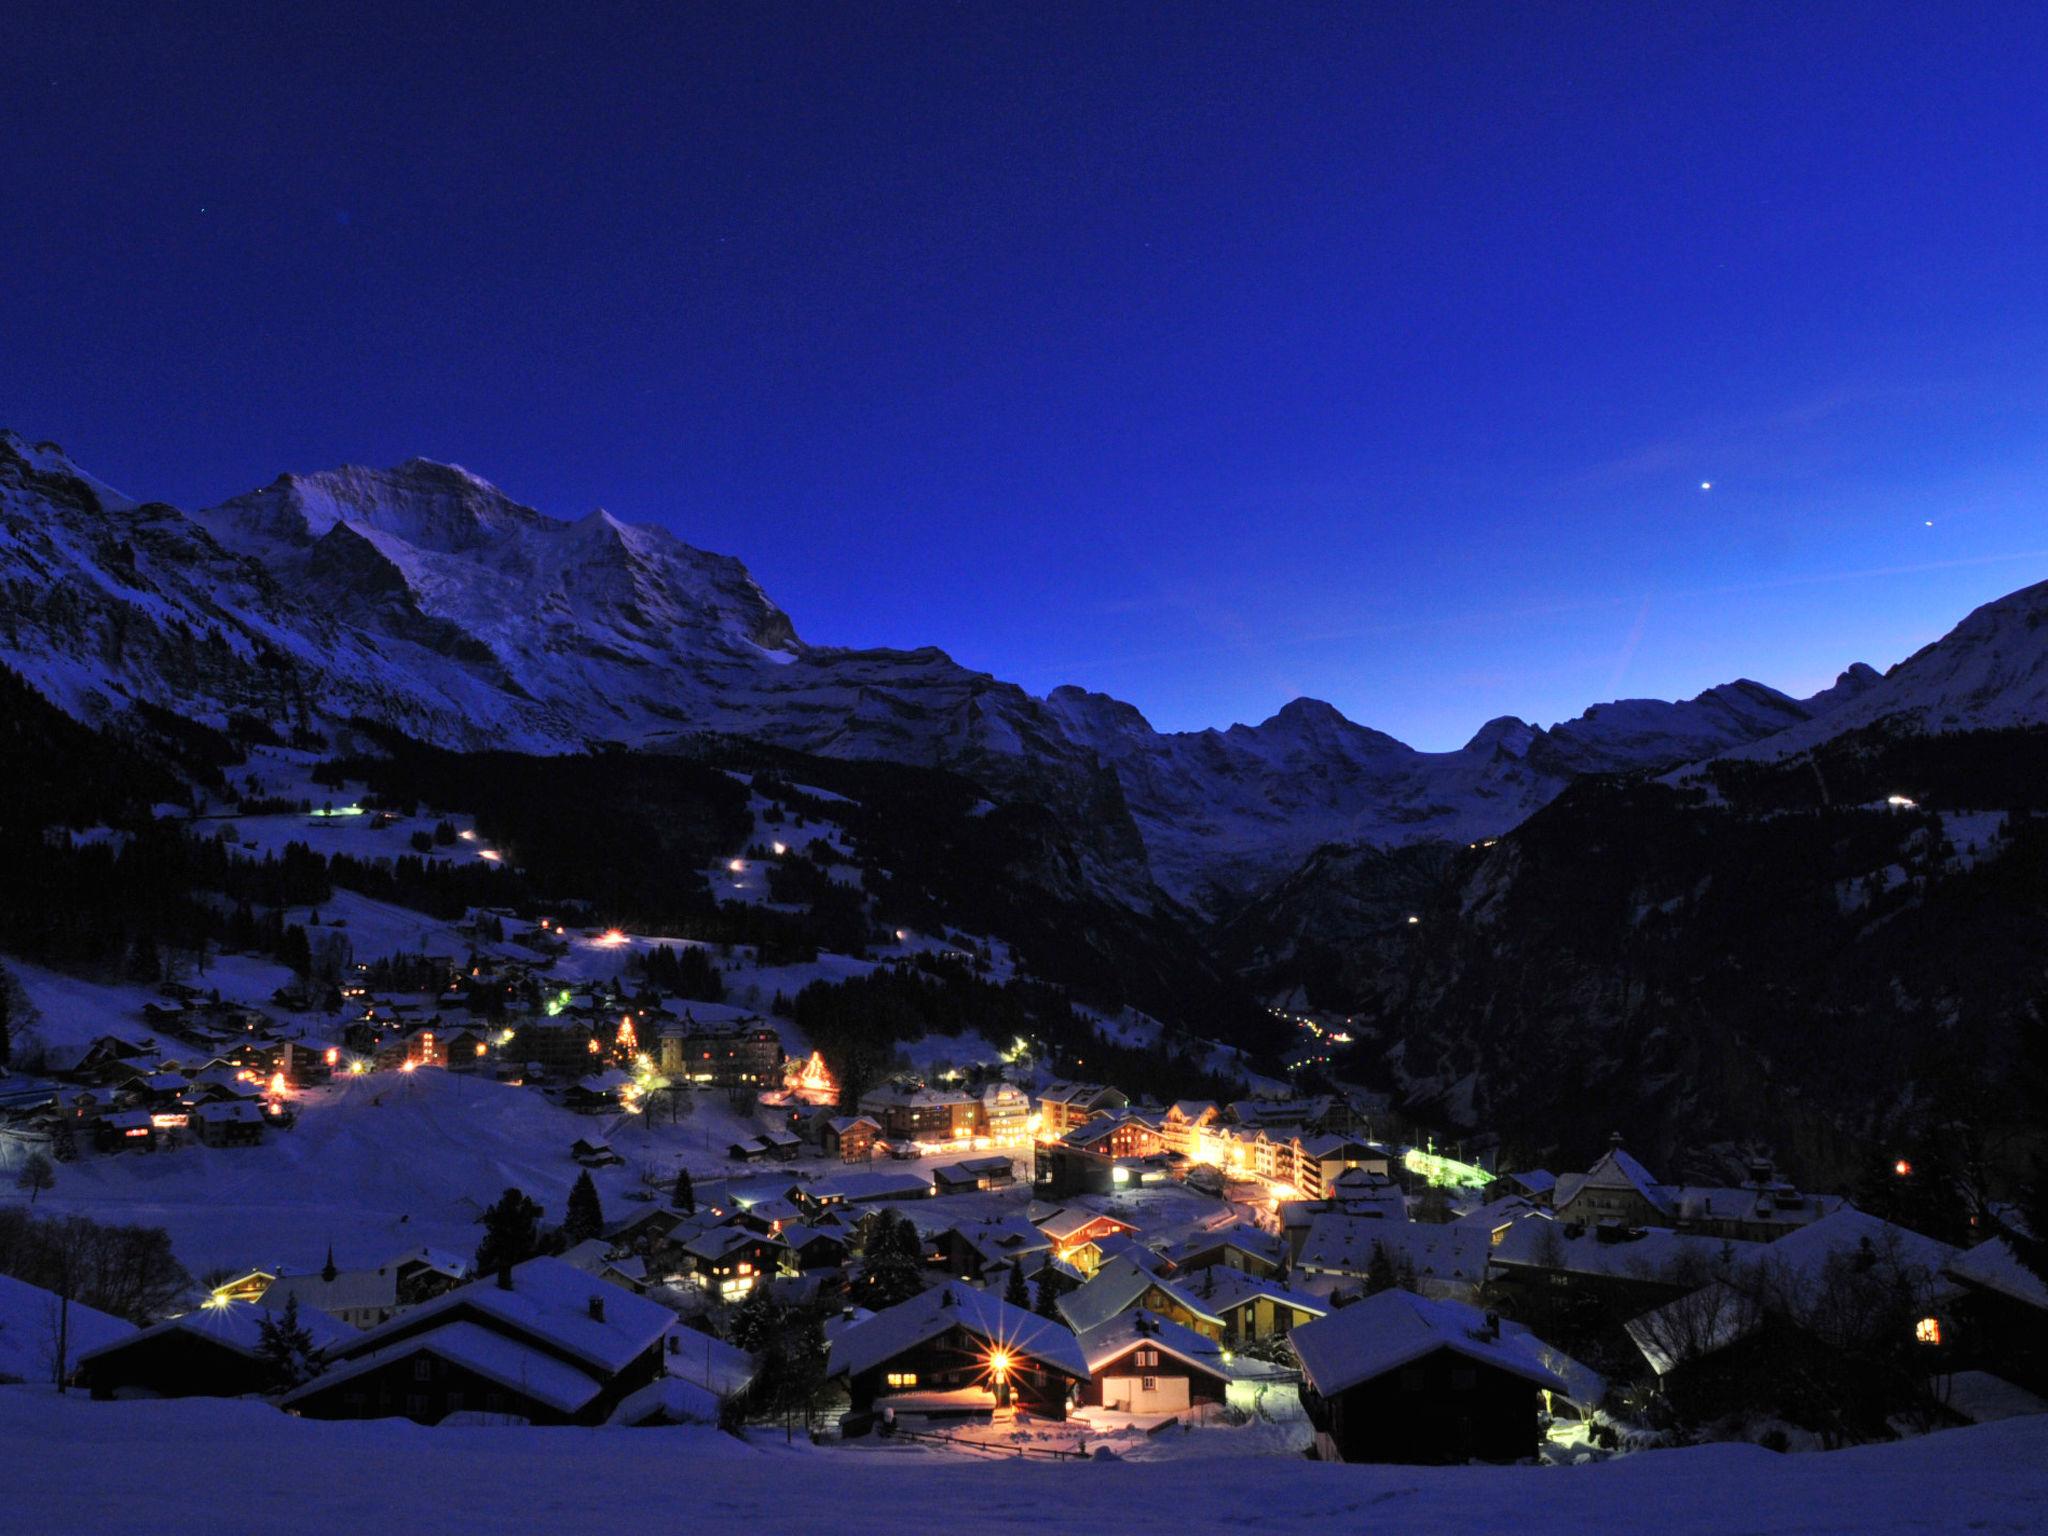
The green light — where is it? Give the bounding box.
[1403,1147,1493,1189]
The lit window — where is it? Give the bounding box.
[886,1372,919,1389]
[1915,1316,1942,1346]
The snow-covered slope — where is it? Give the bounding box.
[1715,580,2048,763]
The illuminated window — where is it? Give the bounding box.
[886,1372,919,1389]
[1915,1316,1942,1346]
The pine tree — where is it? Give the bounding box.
[256,1295,321,1390]
[855,1213,925,1309]
[1032,1265,1069,1321]
[1364,1240,1397,1295]
[1004,1262,1031,1308]
[673,1167,695,1214]
[729,1282,785,1354]
[565,1170,604,1243]
[476,1187,545,1276]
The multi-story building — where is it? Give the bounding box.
[656,1021,783,1089]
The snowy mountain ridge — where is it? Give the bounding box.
[4,429,2041,907]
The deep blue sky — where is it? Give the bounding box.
[7,3,2047,748]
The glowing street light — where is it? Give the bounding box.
[771,841,788,856]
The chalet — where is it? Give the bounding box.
[281,1258,676,1426]
[821,1114,881,1163]
[78,1298,355,1400]
[682,1225,787,1299]
[261,1264,402,1330]
[1035,1208,1140,1266]
[1946,1237,2048,1396]
[1061,1255,1222,1338]
[93,1110,159,1152]
[1487,1215,1766,1321]
[781,1226,852,1273]
[1170,1223,1288,1279]
[570,1136,625,1168]
[207,1269,278,1305]
[831,1283,1090,1422]
[1185,1267,1327,1343]
[932,1155,1018,1195]
[192,1099,267,1147]
[1076,1309,1234,1415]
[942,1218,1056,1281]
[389,1248,471,1306]
[1506,1169,1558,1205]
[1551,1134,1677,1229]
[1293,1290,1599,1464]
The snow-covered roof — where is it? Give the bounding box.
[1489,1216,1764,1280]
[1624,1281,1764,1376]
[609,1375,722,1426]
[1077,1309,1231,1379]
[1169,1223,1286,1268]
[1292,1290,1600,1405]
[1036,1206,1135,1242]
[1059,1255,1210,1335]
[1299,1216,1490,1287]
[0,1273,133,1384]
[283,1320,602,1415]
[1182,1266,1328,1321]
[79,1297,354,1364]
[1564,1142,1675,1216]
[660,1325,758,1397]
[1948,1237,2048,1312]
[261,1267,398,1316]
[830,1284,1088,1382]
[1762,1208,1955,1284]
[805,1170,934,1203]
[333,1257,673,1376]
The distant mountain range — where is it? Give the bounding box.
[3,429,2042,913]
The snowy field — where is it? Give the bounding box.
[1,1390,2042,1536]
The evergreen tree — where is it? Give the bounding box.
[564,1170,604,1243]
[256,1294,321,1390]
[855,1213,925,1309]
[1032,1265,1070,1321]
[729,1282,785,1354]
[672,1167,695,1214]
[475,1187,545,1275]
[1364,1240,1397,1295]
[1003,1262,1031,1308]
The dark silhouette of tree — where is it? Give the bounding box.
[672,1167,695,1214]
[564,1170,604,1243]
[475,1188,545,1276]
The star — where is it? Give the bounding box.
[1699,481,1712,491]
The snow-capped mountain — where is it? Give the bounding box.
[5,429,2042,910]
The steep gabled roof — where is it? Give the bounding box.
[328,1257,672,1376]
[1293,1290,1600,1404]
[1077,1309,1231,1379]
[79,1297,354,1364]
[830,1284,1088,1381]
[282,1320,602,1415]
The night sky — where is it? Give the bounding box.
[7,3,2048,747]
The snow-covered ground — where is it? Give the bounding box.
[1,1389,2042,1535]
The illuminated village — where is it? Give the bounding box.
[5,870,2037,1478]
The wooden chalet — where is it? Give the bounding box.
[821,1114,881,1163]
[78,1298,355,1400]
[831,1284,1090,1422]
[281,1257,675,1426]
[1292,1290,1598,1464]
[1076,1309,1234,1415]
